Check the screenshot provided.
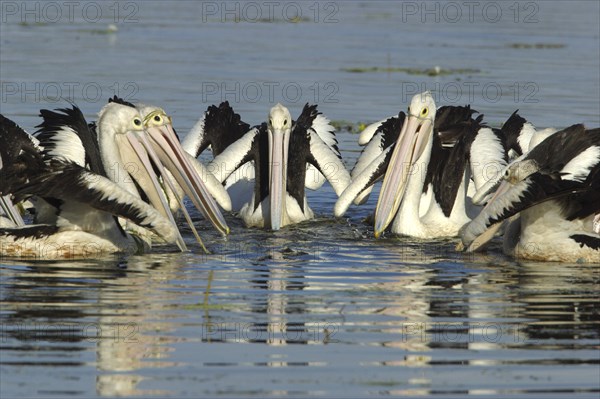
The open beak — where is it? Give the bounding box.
[117,131,188,251]
[144,123,229,236]
[1,195,24,227]
[373,114,432,238]
[133,131,209,253]
[268,128,290,231]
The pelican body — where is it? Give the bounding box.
[0,111,179,259]
[460,125,600,262]
[209,103,351,230]
[336,92,511,239]
[183,102,342,211]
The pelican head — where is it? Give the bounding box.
[267,103,292,231]
[505,159,539,184]
[136,104,229,236]
[98,102,145,136]
[96,102,188,250]
[461,158,540,252]
[374,91,436,238]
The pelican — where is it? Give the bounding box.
[208,103,351,230]
[133,101,231,234]
[32,103,185,249]
[183,101,251,160]
[0,113,180,259]
[182,101,255,211]
[472,111,560,205]
[35,100,229,252]
[500,110,558,159]
[182,101,341,210]
[105,97,230,234]
[335,92,508,239]
[459,124,599,262]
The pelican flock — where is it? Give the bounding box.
[1,92,598,262]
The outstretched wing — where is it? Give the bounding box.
[208,125,261,184]
[6,159,178,244]
[35,105,105,176]
[183,101,251,158]
[0,113,41,168]
[350,113,404,205]
[335,146,393,217]
[307,130,351,196]
[294,103,343,191]
[461,127,600,249]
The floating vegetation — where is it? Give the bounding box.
[341,66,480,76]
[365,12,394,20]
[331,120,369,134]
[18,21,48,27]
[258,16,310,23]
[508,43,566,49]
[361,380,407,387]
[181,270,224,311]
[203,16,310,23]
[75,24,118,35]
[18,22,119,35]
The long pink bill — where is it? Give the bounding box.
[123,132,187,252]
[145,124,229,236]
[268,129,289,231]
[374,116,432,238]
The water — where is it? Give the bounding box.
[1,1,599,397]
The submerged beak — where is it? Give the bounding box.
[373,114,432,238]
[144,124,229,236]
[462,180,513,252]
[268,128,289,231]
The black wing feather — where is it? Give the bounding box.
[0,114,39,168]
[499,110,527,155]
[35,106,106,176]
[108,95,136,108]
[197,101,251,158]
[424,106,484,216]
[8,159,166,232]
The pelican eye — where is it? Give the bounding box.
[269,118,273,126]
[133,118,142,127]
[283,119,287,126]
[420,107,429,118]
[154,115,162,122]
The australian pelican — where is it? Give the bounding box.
[500,110,558,159]
[208,103,351,230]
[182,102,342,210]
[34,99,230,251]
[103,97,230,236]
[133,102,231,235]
[335,92,511,239]
[0,112,180,259]
[459,125,600,263]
